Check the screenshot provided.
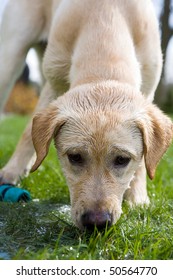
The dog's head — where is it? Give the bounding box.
[31,81,173,229]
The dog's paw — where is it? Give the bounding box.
[0,168,19,185]
[124,187,150,208]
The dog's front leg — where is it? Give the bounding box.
[0,82,56,184]
[124,158,149,207]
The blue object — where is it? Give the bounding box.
[0,184,31,202]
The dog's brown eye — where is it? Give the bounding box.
[67,153,84,165]
[114,156,131,168]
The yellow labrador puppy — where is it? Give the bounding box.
[0,0,172,229]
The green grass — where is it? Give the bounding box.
[0,114,173,260]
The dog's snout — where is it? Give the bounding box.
[81,211,112,230]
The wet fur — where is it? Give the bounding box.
[0,0,172,229]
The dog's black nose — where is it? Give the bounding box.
[81,211,112,230]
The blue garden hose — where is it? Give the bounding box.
[0,184,31,202]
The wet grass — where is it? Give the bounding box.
[0,114,173,260]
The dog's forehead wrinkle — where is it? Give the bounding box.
[58,121,142,163]
[63,144,88,154]
[109,145,138,158]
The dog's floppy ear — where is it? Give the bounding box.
[137,104,173,180]
[31,103,66,172]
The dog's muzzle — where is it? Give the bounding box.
[81,210,112,230]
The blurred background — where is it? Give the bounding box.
[0,0,173,114]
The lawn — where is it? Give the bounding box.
[0,114,173,260]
